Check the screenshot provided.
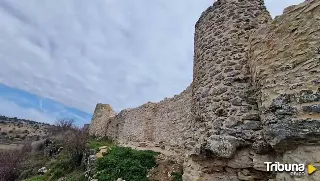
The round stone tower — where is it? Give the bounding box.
[89,103,116,136]
[192,0,271,157]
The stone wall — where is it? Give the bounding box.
[90,86,193,155]
[249,0,320,152]
[89,0,320,180]
[192,0,271,158]
[89,103,116,137]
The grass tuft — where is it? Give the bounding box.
[96,146,159,181]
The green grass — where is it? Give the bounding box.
[65,169,86,181]
[89,138,114,151]
[172,171,183,181]
[24,169,86,181]
[96,146,160,181]
[24,151,84,181]
[24,175,48,181]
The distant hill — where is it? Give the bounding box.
[0,115,54,149]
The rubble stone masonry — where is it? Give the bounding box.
[89,0,320,180]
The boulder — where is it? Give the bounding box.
[96,146,111,158]
[205,135,248,158]
[38,167,48,174]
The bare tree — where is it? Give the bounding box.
[54,118,75,132]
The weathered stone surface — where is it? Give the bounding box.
[192,0,271,157]
[249,0,320,152]
[227,149,253,169]
[277,145,320,180]
[89,104,116,137]
[252,153,276,172]
[205,135,248,158]
[90,87,193,155]
[88,0,320,180]
[95,146,111,158]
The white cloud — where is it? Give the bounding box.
[265,0,304,17]
[0,0,305,113]
[0,98,56,124]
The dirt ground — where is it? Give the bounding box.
[0,143,23,150]
[148,154,183,181]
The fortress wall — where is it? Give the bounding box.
[90,86,193,154]
[116,86,192,154]
[89,104,116,137]
[192,0,271,157]
[115,103,157,144]
[152,86,193,153]
[89,0,320,180]
[249,0,320,151]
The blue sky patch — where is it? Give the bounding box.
[0,83,92,125]
[0,0,304,126]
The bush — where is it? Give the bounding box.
[96,147,159,181]
[0,151,20,181]
[26,119,90,180]
[62,128,88,167]
[0,144,31,181]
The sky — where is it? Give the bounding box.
[0,0,304,125]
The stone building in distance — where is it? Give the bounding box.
[89,0,320,180]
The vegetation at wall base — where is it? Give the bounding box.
[1,117,164,181]
[89,137,114,152]
[96,146,160,181]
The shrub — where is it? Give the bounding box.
[0,143,31,181]
[0,151,20,181]
[45,129,88,180]
[62,128,88,167]
[96,146,159,181]
[45,152,74,180]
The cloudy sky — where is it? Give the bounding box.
[0,0,304,125]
